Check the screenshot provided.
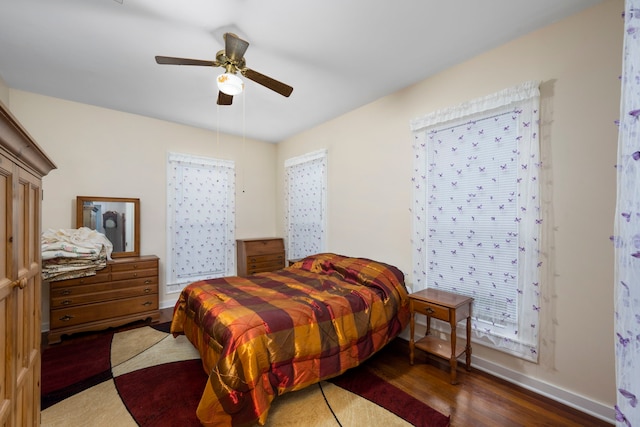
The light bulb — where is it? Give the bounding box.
[217,73,244,96]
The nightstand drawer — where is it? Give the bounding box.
[412,300,450,321]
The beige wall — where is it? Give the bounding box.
[0,75,8,105]
[7,90,279,320]
[277,0,621,419]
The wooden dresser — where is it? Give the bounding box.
[47,255,160,344]
[236,238,285,276]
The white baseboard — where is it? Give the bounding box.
[397,327,615,424]
[469,354,615,424]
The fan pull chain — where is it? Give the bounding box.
[241,89,246,193]
[216,102,220,155]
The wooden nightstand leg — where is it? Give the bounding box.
[409,307,415,365]
[465,309,472,371]
[450,317,458,384]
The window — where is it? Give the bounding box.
[166,152,235,293]
[410,82,542,361]
[284,149,327,259]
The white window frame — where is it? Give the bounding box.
[166,152,235,293]
[410,82,542,362]
[284,149,327,259]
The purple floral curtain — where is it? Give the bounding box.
[614,2,640,425]
[284,150,327,259]
[411,81,542,361]
[165,152,235,293]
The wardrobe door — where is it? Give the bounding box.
[14,166,43,427]
[0,152,16,427]
[0,151,45,427]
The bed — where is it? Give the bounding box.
[170,252,410,427]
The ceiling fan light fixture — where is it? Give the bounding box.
[217,73,244,96]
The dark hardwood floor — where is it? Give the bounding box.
[42,308,612,426]
[366,340,612,427]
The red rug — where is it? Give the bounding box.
[42,322,450,426]
[328,365,450,427]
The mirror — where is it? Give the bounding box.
[76,196,140,258]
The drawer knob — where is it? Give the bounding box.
[144,288,151,293]
[61,300,72,305]
[425,307,435,315]
[59,315,74,322]
[61,289,72,295]
[144,279,151,284]
[142,301,153,306]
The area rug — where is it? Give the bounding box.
[41,323,450,427]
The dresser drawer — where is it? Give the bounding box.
[111,268,157,281]
[50,276,156,299]
[50,294,159,329]
[111,259,158,272]
[242,239,284,255]
[51,281,158,308]
[412,299,450,321]
[49,268,111,288]
[247,261,285,274]
[247,252,285,264]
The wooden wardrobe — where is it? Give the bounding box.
[0,100,56,426]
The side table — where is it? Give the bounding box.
[409,288,473,384]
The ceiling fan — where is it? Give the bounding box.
[155,32,293,106]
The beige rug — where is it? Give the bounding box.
[41,325,418,426]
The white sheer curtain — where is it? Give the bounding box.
[614,2,640,424]
[165,152,235,293]
[411,81,542,362]
[284,149,327,259]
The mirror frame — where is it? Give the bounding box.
[76,196,140,258]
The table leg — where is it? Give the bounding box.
[409,307,415,365]
[450,316,458,384]
[465,305,472,371]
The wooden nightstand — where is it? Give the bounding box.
[409,288,473,384]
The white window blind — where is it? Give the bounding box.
[166,152,235,293]
[284,149,327,259]
[411,81,542,361]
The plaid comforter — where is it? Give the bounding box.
[170,253,410,427]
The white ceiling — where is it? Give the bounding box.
[0,0,603,143]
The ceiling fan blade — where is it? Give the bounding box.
[217,92,233,106]
[155,56,218,67]
[242,68,293,97]
[224,33,249,62]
